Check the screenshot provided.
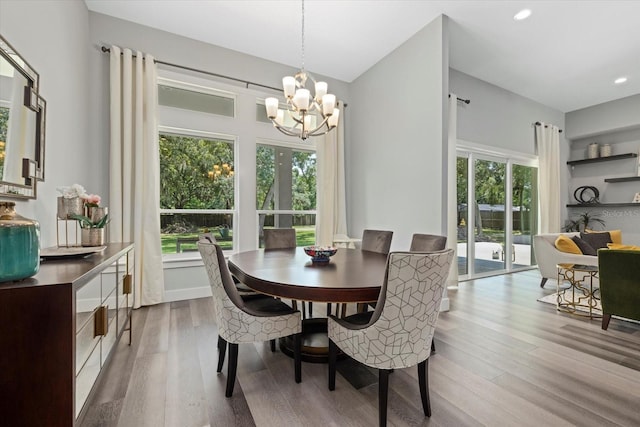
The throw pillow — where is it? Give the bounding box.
[580,231,612,250]
[585,229,622,244]
[607,243,640,251]
[571,236,597,256]
[555,234,582,254]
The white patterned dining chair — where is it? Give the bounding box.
[328,250,454,427]
[198,238,302,397]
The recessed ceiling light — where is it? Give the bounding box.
[514,9,532,21]
[614,77,628,85]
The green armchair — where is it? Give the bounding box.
[597,249,640,330]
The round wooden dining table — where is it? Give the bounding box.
[228,247,388,362]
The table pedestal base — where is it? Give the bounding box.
[279,318,344,363]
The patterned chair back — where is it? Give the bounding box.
[198,238,301,344]
[360,250,453,368]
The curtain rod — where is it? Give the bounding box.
[101,45,281,92]
[100,45,348,107]
[448,94,471,104]
[534,121,563,133]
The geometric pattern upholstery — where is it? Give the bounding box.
[198,240,302,344]
[328,250,453,369]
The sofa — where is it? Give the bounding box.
[533,232,598,288]
[598,249,640,330]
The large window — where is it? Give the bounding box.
[159,131,236,254]
[256,142,317,247]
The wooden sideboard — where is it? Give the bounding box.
[0,242,135,426]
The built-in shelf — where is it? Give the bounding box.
[604,176,640,183]
[567,203,640,208]
[566,153,638,166]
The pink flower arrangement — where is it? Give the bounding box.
[84,194,101,207]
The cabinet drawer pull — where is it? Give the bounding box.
[94,306,108,337]
[123,274,132,294]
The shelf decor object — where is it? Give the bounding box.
[587,142,599,159]
[0,201,40,282]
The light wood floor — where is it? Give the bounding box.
[80,270,640,427]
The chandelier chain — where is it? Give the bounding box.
[301,0,305,71]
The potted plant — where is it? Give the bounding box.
[563,211,605,232]
[69,192,109,246]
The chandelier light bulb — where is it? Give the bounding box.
[322,94,336,115]
[315,81,328,100]
[265,97,279,118]
[328,108,340,127]
[293,88,310,111]
[283,76,296,97]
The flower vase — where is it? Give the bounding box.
[87,206,108,223]
[57,196,84,219]
[81,228,105,247]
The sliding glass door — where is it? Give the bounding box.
[457,148,538,279]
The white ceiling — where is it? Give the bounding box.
[85,0,640,112]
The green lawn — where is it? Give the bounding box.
[162,227,316,254]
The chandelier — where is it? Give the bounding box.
[265,0,339,140]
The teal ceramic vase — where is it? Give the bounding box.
[0,201,40,282]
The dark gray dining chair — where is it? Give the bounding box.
[361,229,394,254]
[263,228,297,250]
[410,233,447,252]
[263,228,313,319]
[336,229,393,317]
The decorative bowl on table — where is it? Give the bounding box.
[304,246,338,264]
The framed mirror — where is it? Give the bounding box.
[0,35,46,199]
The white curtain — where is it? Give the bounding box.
[446,94,459,290]
[109,46,165,307]
[536,123,562,233]
[316,103,348,246]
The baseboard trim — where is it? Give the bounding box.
[164,286,211,303]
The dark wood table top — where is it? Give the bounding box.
[228,248,388,303]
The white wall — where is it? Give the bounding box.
[566,94,640,140]
[347,15,449,251]
[1,1,92,248]
[450,69,565,155]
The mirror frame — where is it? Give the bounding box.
[0,34,45,199]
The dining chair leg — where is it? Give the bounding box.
[270,339,276,352]
[308,302,313,317]
[217,335,227,373]
[302,301,307,319]
[379,369,390,427]
[326,303,332,316]
[418,359,431,417]
[294,333,302,383]
[431,339,436,354]
[328,339,337,390]
[226,343,239,397]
